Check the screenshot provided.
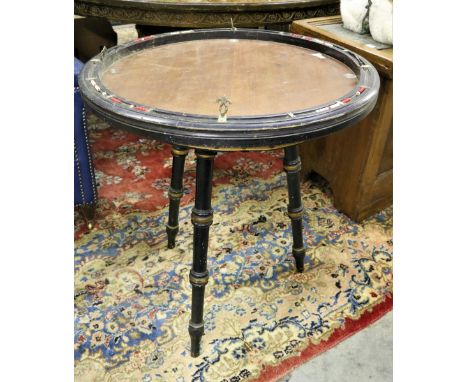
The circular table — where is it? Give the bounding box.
[74,0,339,28]
[79,28,379,357]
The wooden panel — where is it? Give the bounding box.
[379,123,393,174]
[355,169,393,221]
[293,15,393,221]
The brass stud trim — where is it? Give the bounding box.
[168,188,184,199]
[189,321,204,330]
[293,246,306,254]
[196,153,216,159]
[81,108,98,201]
[191,214,214,225]
[288,209,304,219]
[74,141,86,204]
[172,148,189,156]
[284,162,302,172]
[189,274,209,286]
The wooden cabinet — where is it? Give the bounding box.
[291,16,393,222]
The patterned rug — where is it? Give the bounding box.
[74,113,393,382]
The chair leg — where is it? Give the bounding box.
[79,203,97,231]
[188,149,216,357]
[166,146,189,249]
[284,146,306,273]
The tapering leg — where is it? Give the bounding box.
[189,149,216,357]
[166,146,189,249]
[284,145,306,273]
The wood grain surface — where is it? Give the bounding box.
[102,39,357,116]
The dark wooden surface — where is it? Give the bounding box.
[167,145,308,356]
[74,16,117,62]
[189,150,216,357]
[74,0,339,28]
[166,146,189,249]
[292,16,393,222]
[284,146,306,272]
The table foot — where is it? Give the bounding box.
[284,145,306,273]
[188,149,216,357]
[78,203,96,232]
[166,146,188,249]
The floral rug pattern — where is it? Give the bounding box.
[74,114,393,382]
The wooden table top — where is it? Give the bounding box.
[80,29,379,150]
[74,0,339,28]
[102,39,357,117]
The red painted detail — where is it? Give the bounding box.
[110,97,122,103]
[133,36,153,42]
[134,106,147,112]
[341,98,352,104]
[358,87,366,94]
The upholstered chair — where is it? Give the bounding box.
[74,57,98,229]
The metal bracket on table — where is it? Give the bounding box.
[90,46,108,63]
[230,18,237,31]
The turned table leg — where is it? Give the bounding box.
[284,146,306,273]
[166,146,188,249]
[188,149,216,357]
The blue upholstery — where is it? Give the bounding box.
[74,58,97,207]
